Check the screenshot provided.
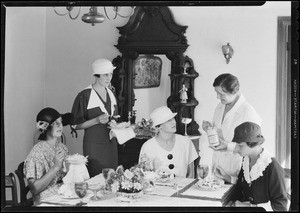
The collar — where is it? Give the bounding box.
[223,93,246,118]
[242,148,272,185]
[85,85,116,116]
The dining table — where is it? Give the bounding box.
[36,174,266,211]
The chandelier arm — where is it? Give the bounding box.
[104,7,118,20]
[53,7,71,16]
[116,6,136,18]
[68,7,81,20]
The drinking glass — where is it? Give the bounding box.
[181,118,192,136]
[102,168,114,192]
[74,182,88,199]
[197,164,209,179]
[88,183,105,201]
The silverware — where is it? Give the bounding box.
[40,201,87,206]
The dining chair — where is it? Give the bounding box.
[14,162,33,206]
[5,172,18,206]
[194,156,201,179]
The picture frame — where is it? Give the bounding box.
[133,54,162,88]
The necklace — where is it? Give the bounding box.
[47,140,58,150]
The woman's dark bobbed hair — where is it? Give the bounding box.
[36,107,61,140]
[213,73,240,94]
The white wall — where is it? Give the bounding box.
[4,7,46,172]
[4,3,291,175]
[169,2,291,165]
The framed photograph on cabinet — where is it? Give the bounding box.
[133,54,162,88]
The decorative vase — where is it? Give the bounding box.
[116,190,143,202]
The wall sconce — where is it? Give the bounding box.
[54,5,136,26]
[222,43,234,64]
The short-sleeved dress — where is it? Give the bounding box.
[71,85,118,177]
[138,134,198,178]
[24,141,68,205]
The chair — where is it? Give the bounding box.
[194,156,201,178]
[15,162,33,206]
[5,172,18,206]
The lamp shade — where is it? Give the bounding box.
[222,43,234,64]
[81,7,105,26]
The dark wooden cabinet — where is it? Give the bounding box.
[118,137,148,170]
[113,6,202,173]
[111,6,200,137]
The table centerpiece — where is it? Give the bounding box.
[105,163,153,201]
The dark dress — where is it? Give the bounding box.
[226,157,287,211]
[71,87,118,177]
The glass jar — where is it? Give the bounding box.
[207,128,220,146]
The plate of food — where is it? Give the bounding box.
[197,177,225,191]
[155,168,175,183]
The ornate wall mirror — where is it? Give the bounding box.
[112,6,200,136]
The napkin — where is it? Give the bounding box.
[63,154,90,184]
[109,127,136,145]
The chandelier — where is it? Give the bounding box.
[53,5,136,26]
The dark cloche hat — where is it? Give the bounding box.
[36,107,72,126]
[232,122,264,143]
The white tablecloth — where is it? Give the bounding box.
[38,177,224,207]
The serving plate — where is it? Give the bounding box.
[197,178,224,191]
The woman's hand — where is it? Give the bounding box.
[214,166,231,183]
[202,120,213,132]
[54,149,65,171]
[97,114,110,124]
[209,138,228,151]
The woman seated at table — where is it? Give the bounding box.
[138,106,198,178]
[24,107,70,205]
[222,122,287,211]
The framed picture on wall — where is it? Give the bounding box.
[133,54,162,88]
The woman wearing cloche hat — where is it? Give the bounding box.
[222,122,288,211]
[70,58,119,177]
[138,106,198,178]
[23,107,69,205]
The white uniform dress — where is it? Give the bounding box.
[139,134,198,178]
[212,94,262,183]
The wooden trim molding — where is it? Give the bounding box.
[276,17,291,169]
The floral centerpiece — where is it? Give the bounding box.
[105,163,153,201]
[133,118,157,138]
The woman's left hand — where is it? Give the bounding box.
[97,114,110,124]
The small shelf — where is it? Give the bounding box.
[170,73,199,78]
[172,100,199,107]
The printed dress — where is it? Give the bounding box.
[24,141,68,205]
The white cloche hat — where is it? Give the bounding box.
[92,58,116,75]
[150,106,177,127]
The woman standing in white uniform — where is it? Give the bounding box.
[203,73,262,184]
